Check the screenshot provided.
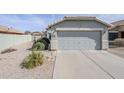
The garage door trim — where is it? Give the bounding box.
[57,31,102,50]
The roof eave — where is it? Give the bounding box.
[47,17,111,29]
[95,18,111,27]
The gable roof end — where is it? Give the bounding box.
[47,16,111,29]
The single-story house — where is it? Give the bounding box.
[109,20,124,41]
[46,16,111,50]
[31,31,43,41]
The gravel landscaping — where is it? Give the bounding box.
[0,42,56,79]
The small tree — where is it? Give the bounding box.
[25,31,31,35]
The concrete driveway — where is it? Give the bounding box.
[53,50,124,79]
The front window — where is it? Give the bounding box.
[109,32,118,41]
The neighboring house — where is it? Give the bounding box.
[42,31,47,37]
[31,31,43,41]
[109,20,124,41]
[46,16,111,50]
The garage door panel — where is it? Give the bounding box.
[57,31,101,50]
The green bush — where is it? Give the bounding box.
[32,42,45,51]
[35,38,50,50]
[41,37,50,44]
[21,51,44,69]
[40,40,49,50]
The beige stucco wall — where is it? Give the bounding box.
[118,25,124,31]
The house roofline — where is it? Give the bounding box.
[0,25,24,35]
[46,16,111,30]
[0,31,24,35]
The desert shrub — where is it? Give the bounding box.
[32,42,45,51]
[114,38,124,47]
[33,38,50,50]
[21,51,44,69]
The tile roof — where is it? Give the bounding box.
[109,20,124,31]
[111,20,124,25]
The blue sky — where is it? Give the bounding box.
[0,14,124,32]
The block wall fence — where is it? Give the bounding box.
[0,33,32,52]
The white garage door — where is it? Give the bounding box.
[57,31,101,50]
